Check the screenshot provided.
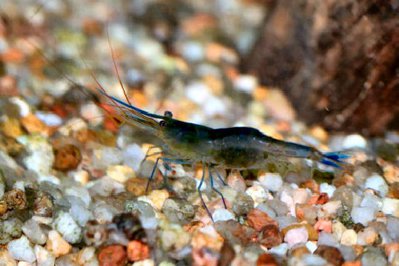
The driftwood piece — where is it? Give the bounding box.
[242,0,399,135]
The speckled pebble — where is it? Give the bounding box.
[54,212,82,244]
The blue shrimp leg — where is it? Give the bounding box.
[209,168,227,209]
[214,170,227,186]
[198,164,213,220]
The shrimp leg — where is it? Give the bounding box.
[209,168,227,209]
[198,164,213,220]
[214,169,227,186]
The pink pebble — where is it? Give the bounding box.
[284,226,309,247]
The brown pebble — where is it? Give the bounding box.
[0,118,23,138]
[127,240,150,262]
[290,245,310,258]
[53,144,82,171]
[33,191,54,217]
[126,177,150,196]
[4,189,26,210]
[98,245,127,266]
[247,208,278,231]
[0,200,8,216]
[388,182,399,199]
[300,179,320,193]
[256,253,279,266]
[314,245,344,266]
[20,114,49,135]
[259,224,282,248]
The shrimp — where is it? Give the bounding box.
[100,89,349,218]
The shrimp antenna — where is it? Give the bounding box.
[106,25,132,106]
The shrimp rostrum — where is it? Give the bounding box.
[102,90,349,217]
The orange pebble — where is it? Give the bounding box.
[127,240,150,262]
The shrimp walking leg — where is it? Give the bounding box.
[209,168,227,209]
[214,170,227,186]
[146,157,161,192]
[198,164,212,220]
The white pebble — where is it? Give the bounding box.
[268,243,288,257]
[351,207,375,226]
[34,245,55,266]
[360,193,382,211]
[35,111,63,127]
[22,219,47,245]
[318,232,339,247]
[320,183,336,198]
[186,82,212,105]
[246,185,270,206]
[341,229,357,246]
[65,187,91,207]
[322,200,342,216]
[7,236,36,263]
[365,174,389,197]
[332,221,346,242]
[92,202,118,223]
[382,198,399,217]
[180,41,204,62]
[284,226,308,247]
[122,144,146,172]
[54,212,82,244]
[234,75,258,93]
[212,209,235,222]
[305,241,318,253]
[80,102,103,127]
[9,97,31,117]
[342,134,367,149]
[258,173,283,192]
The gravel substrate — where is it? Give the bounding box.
[1,1,399,265]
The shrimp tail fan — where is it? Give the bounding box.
[319,152,350,168]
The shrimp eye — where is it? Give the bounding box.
[159,120,167,127]
[164,111,173,118]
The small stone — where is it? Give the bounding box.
[4,189,27,210]
[92,201,118,223]
[69,198,92,226]
[106,165,135,183]
[296,204,318,224]
[247,208,277,231]
[126,177,151,196]
[0,200,8,216]
[7,236,36,263]
[259,224,283,248]
[332,221,346,242]
[212,209,235,222]
[357,227,378,245]
[22,219,47,245]
[256,253,279,266]
[33,191,54,217]
[360,247,388,266]
[232,191,254,216]
[83,220,108,246]
[34,245,55,266]
[127,240,150,262]
[258,172,283,192]
[314,219,332,233]
[0,250,17,266]
[0,218,23,244]
[53,144,82,171]
[314,245,344,266]
[122,144,146,172]
[365,174,389,197]
[320,183,336,198]
[160,223,191,251]
[46,230,72,257]
[317,232,339,247]
[98,245,127,266]
[234,75,258,93]
[341,229,358,246]
[284,226,309,248]
[387,217,399,241]
[20,114,49,135]
[76,247,98,265]
[162,198,196,224]
[147,189,169,210]
[382,198,399,217]
[246,185,270,206]
[342,134,367,149]
[54,212,82,244]
[360,193,382,211]
[351,207,375,226]
[226,170,246,192]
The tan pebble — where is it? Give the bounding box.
[226,170,246,192]
[106,165,135,183]
[0,118,23,138]
[342,261,362,266]
[191,231,223,251]
[46,230,72,257]
[332,221,346,242]
[127,240,150,262]
[20,114,49,135]
[98,245,126,266]
[341,229,357,246]
[148,189,169,210]
[290,245,310,258]
[126,177,149,196]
